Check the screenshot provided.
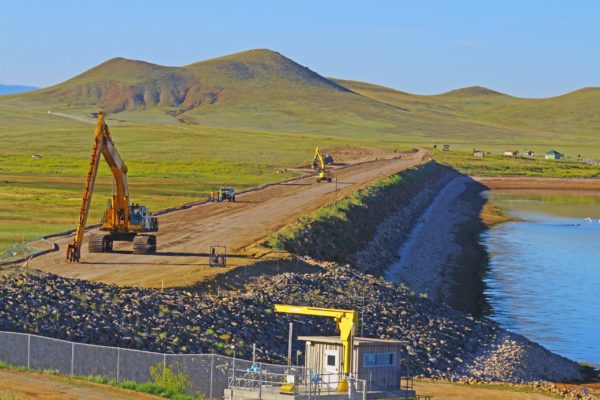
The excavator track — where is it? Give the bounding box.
[88,234,113,253]
[133,235,157,255]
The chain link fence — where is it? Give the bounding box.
[0,331,366,399]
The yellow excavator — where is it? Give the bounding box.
[66,112,159,263]
[312,147,333,183]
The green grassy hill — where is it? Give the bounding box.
[3,48,599,149]
[1,48,600,252]
[335,79,600,146]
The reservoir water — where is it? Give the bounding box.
[482,189,600,365]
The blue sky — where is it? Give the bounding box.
[1,0,598,97]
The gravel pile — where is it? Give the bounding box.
[0,265,582,383]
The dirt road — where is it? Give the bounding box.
[413,380,557,400]
[0,369,160,400]
[27,149,428,287]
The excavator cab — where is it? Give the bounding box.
[129,204,159,232]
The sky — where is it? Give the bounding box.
[1,0,599,98]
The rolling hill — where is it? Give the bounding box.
[1,48,599,149]
[1,48,600,253]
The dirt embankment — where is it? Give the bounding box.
[267,161,491,315]
[268,161,460,273]
[20,149,427,288]
[0,265,583,384]
[383,176,491,316]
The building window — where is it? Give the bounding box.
[327,355,336,367]
[364,352,395,367]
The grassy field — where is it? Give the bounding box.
[0,112,404,253]
[2,49,600,253]
[433,150,600,178]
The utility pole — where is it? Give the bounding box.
[288,322,293,366]
[361,289,365,337]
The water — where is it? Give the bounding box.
[482,189,600,365]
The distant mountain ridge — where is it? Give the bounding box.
[2,48,599,140]
[0,84,39,95]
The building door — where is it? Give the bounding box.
[323,349,339,388]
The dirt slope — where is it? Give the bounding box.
[0,369,160,400]
[27,149,427,287]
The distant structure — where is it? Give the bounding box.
[442,144,450,151]
[545,150,563,160]
[473,149,485,158]
[523,150,535,157]
[31,154,42,159]
[299,336,413,393]
[503,150,519,157]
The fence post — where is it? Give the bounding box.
[163,353,167,378]
[209,354,214,399]
[116,347,120,381]
[70,342,74,375]
[27,334,31,369]
[257,364,262,400]
[362,379,366,400]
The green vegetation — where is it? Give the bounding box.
[149,362,191,395]
[267,162,448,261]
[0,360,197,399]
[433,150,600,178]
[2,49,600,252]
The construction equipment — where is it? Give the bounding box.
[274,304,357,392]
[66,112,159,262]
[209,245,227,267]
[312,147,333,183]
[218,187,236,202]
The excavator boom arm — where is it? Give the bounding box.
[66,113,107,262]
[312,147,326,170]
[101,125,130,227]
[66,112,131,262]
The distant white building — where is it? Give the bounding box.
[523,150,535,157]
[504,150,519,157]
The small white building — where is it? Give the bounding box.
[523,150,535,157]
[473,149,485,158]
[299,336,409,390]
[504,150,519,157]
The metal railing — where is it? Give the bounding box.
[227,365,367,400]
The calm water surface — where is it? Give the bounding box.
[482,189,600,365]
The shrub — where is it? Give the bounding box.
[149,362,190,394]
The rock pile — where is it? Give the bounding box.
[0,265,582,383]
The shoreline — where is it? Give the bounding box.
[375,173,598,384]
[474,176,600,190]
[384,175,491,316]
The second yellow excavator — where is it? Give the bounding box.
[66,112,158,262]
[312,147,333,183]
